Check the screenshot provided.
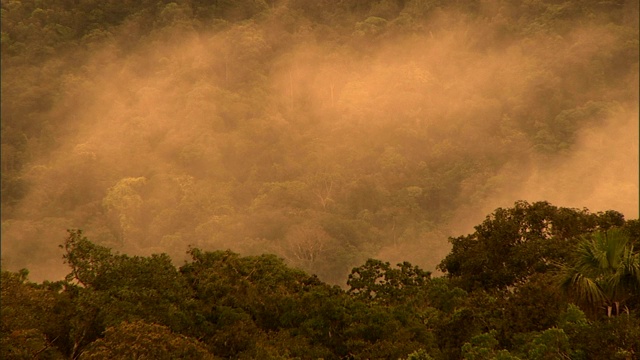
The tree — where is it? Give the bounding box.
[0,270,65,360]
[514,328,572,360]
[460,331,520,360]
[60,229,115,287]
[102,177,147,244]
[438,201,625,291]
[558,228,640,318]
[347,258,431,306]
[498,273,566,342]
[79,320,214,360]
[179,248,321,356]
[59,230,195,357]
[557,305,640,360]
[282,222,334,272]
[403,348,435,360]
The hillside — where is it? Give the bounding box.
[1,0,638,284]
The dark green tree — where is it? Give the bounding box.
[347,258,431,306]
[438,201,625,291]
[558,228,640,318]
[79,320,214,360]
[0,270,65,360]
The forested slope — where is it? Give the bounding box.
[2,202,639,359]
[1,0,638,284]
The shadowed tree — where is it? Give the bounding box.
[558,228,640,318]
[438,201,625,291]
[79,321,214,360]
[347,258,431,306]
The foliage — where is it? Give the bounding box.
[0,270,65,360]
[0,0,638,357]
[60,229,115,287]
[438,201,625,291]
[347,258,431,305]
[79,320,214,360]
[3,200,640,359]
[461,331,520,360]
[558,228,640,318]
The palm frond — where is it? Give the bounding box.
[574,239,604,277]
[559,228,639,313]
[603,229,629,269]
[558,265,607,306]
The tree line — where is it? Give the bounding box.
[2,201,639,359]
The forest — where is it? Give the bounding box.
[2,203,640,359]
[1,0,639,358]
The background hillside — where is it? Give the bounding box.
[1,0,638,283]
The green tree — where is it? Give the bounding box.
[0,270,65,360]
[514,328,572,360]
[461,331,520,360]
[438,201,625,291]
[179,248,322,357]
[79,320,214,359]
[347,258,431,306]
[498,273,567,343]
[557,305,640,360]
[558,228,640,317]
[59,230,195,357]
[403,348,435,360]
[60,229,115,287]
[102,177,147,244]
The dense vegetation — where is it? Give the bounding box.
[1,1,638,357]
[2,0,638,283]
[2,201,640,359]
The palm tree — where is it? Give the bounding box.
[558,228,640,317]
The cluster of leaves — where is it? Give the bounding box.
[439,200,628,291]
[2,202,639,359]
[2,0,638,282]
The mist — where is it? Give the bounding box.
[2,0,638,284]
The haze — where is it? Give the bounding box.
[1,0,638,284]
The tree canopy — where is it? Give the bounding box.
[1,0,638,358]
[2,202,639,359]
